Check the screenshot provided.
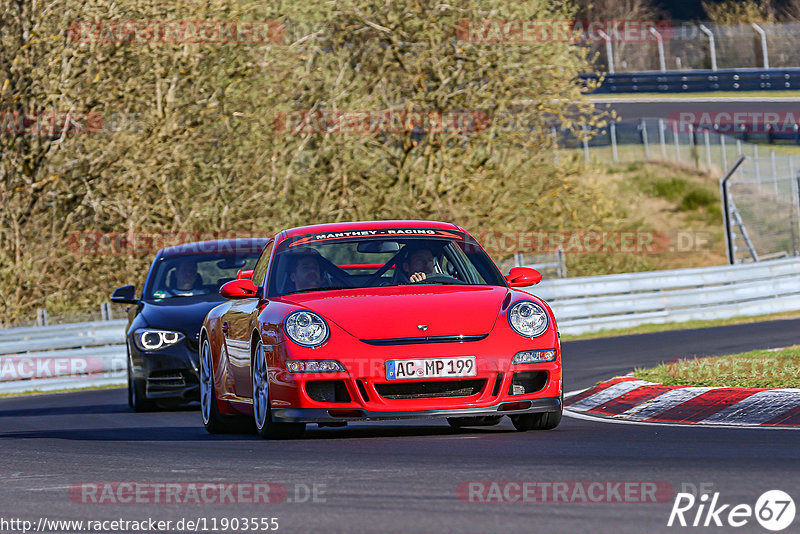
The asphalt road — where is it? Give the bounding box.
[1,318,799,533]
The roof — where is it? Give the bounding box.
[160,237,269,257]
[280,220,462,241]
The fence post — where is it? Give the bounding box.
[704,130,712,169]
[658,118,667,159]
[689,124,698,168]
[674,123,681,161]
[610,121,618,162]
[582,124,590,163]
[720,134,728,172]
[770,150,779,197]
[36,308,48,327]
[100,302,112,321]
[513,253,523,267]
[736,139,744,180]
[720,156,747,264]
[556,248,566,278]
[551,127,558,165]
[641,119,650,160]
[754,144,761,191]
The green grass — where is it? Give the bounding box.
[633,345,800,388]
[586,90,800,100]
[560,310,800,341]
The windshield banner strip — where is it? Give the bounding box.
[288,229,463,247]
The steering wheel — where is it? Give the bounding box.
[409,273,466,285]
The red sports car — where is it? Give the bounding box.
[200,221,562,438]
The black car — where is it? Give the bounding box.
[111,238,268,411]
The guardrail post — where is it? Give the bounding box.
[721,155,747,264]
[36,308,48,327]
[100,302,112,321]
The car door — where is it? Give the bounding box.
[222,240,273,397]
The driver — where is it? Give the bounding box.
[172,260,202,293]
[290,253,324,291]
[402,246,436,283]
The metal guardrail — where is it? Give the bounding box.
[583,67,800,93]
[1,258,799,392]
[524,257,800,335]
[0,320,127,394]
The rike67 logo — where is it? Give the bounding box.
[668,490,795,531]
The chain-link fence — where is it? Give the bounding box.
[556,117,800,264]
[590,21,800,72]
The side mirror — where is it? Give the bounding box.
[110,285,139,304]
[505,267,542,287]
[236,269,254,280]
[220,278,258,299]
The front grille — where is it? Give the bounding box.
[305,380,351,403]
[360,334,488,346]
[509,371,547,395]
[147,371,187,390]
[375,379,486,400]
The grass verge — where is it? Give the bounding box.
[632,345,800,388]
[560,310,800,341]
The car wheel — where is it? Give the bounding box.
[447,416,503,428]
[201,338,249,434]
[252,340,305,440]
[128,353,156,412]
[510,395,563,431]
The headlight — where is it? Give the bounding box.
[512,349,557,364]
[284,310,330,347]
[134,328,185,351]
[507,301,549,338]
[285,360,344,373]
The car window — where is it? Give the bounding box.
[266,230,506,297]
[146,252,261,299]
[251,240,274,287]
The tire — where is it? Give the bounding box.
[447,416,503,428]
[128,352,156,412]
[252,340,305,440]
[510,395,563,431]
[201,338,250,434]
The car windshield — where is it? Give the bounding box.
[267,229,506,297]
[146,252,261,300]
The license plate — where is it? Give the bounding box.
[385,356,477,380]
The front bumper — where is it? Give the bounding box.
[129,338,200,401]
[272,396,562,423]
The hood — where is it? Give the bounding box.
[139,294,224,338]
[280,286,508,340]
